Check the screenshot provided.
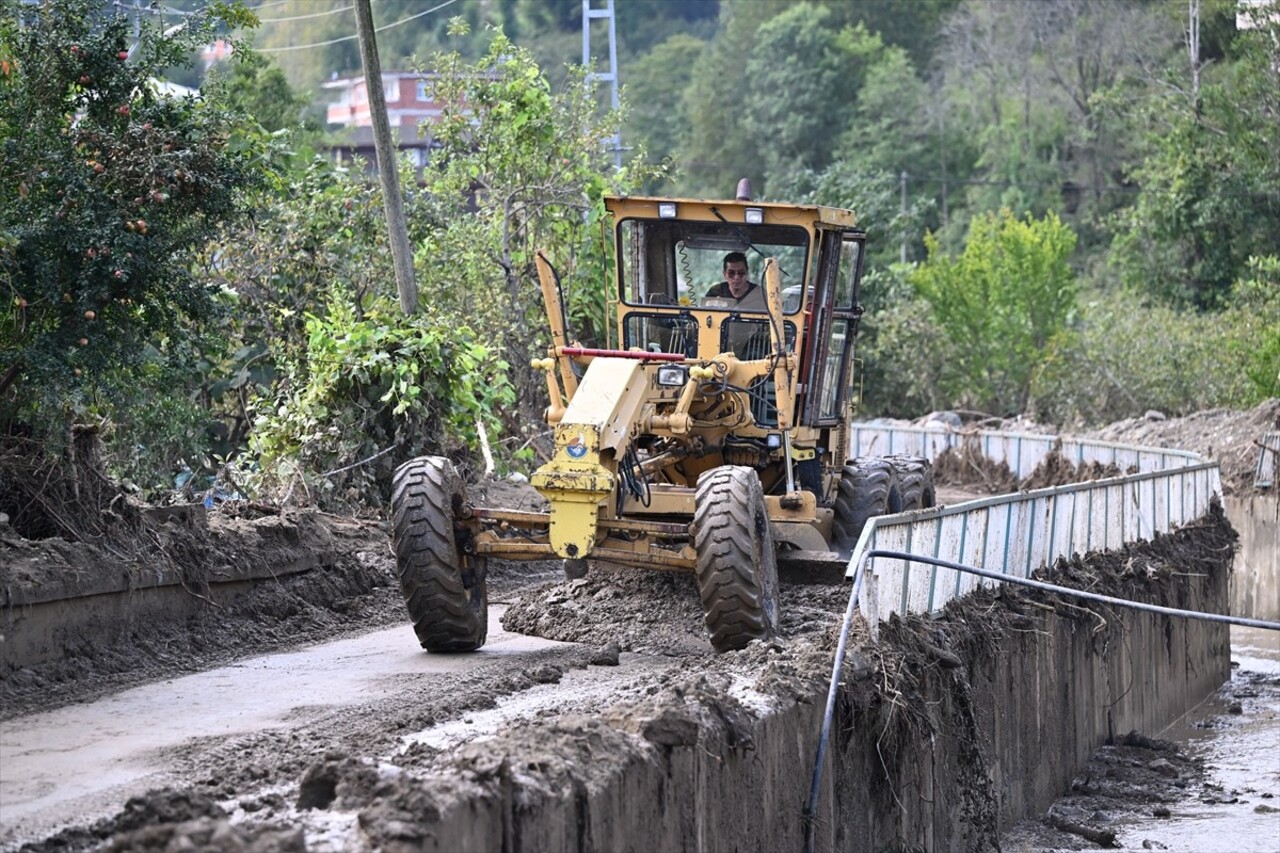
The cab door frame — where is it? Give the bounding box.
[800,228,866,426]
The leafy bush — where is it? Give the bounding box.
[1031,256,1280,424]
[910,209,1077,416]
[856,264,954,417]
[247,293,510,509]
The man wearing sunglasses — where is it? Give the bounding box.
[703,252,765,311]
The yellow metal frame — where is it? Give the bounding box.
[486,193,863,569]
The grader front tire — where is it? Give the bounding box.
[390,456,488,652]
[692,466,780,652]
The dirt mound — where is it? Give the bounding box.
[1003,733,1206,849]
[499,568,714,655]
[32,788,306,853]
[1019,443,1132,490]
[931,436,1019,494]
[11,505,1238,852]
[922,402,1276,495]
[499,564,860,657]
[1083,399,1278,494]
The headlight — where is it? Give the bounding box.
[656,365,687,387]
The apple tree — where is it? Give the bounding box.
[0,0,261,439]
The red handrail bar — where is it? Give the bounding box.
[560,347,686,362]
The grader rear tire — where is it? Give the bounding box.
[886,454,936,511]
[692,466,780,652]
[390,456,488,652]
[832,457,904,556]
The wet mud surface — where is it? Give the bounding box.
[2,403,1273,851]
[4,506,1246,852]
[1003,663,1280,852]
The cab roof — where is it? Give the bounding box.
[604,194,857,229]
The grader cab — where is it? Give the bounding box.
[390,185,934,653]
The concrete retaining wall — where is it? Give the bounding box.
[1226,493,1279,620]
[410,528,1231,852]
[0,511,334,670]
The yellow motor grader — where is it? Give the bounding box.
[390,184,934,653]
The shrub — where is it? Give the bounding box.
[247,293,510,509]
[1030,257,1279,424]
[910,210,1077,416]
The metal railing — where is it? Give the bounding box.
[1255,431,1278,490]
[849,423,1203,479]
[845,423,1222,637]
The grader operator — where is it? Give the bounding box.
[390,184,934,653]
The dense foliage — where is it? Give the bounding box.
[201,21,657,506]
[0,0,261,445]
[3,0,1276,513]
[911,210,1077,416]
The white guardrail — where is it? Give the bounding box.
[845,425,1223,636]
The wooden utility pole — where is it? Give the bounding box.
[354,0,417,314]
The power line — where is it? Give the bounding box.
[256,0,460,53]
[257,4,354,24]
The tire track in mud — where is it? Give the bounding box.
[3,563,849,852]
[1,615,685,851]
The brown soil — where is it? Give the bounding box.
[926,401,1277,496]
[1078,399,1279,495]
[1,404,1272,850]
[21,509,1238,853]
[932,436,1020,494]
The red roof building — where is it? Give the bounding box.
[323,72,445,131]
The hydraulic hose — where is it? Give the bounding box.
[801,549,1280,853]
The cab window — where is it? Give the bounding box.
[617,219,808,314]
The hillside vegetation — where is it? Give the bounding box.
[1,0,1276,522]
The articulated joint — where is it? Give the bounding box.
[532,356,566,424]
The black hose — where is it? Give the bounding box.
[802,549,1280,853]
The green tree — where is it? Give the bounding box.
[0,0,263,438]
[623,33,705,193]
[417,22,661,420]
[219,51,315,134]
[678,0,789,196]
[1109,6,1280,309]
[742,5,860,193]
[911,209,1078,415]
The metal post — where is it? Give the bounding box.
[582,0,622,169]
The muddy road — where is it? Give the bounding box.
[2,402,1275,851]
[1,601,668,849]
[4,530,1273,852]
[0,549,860,852]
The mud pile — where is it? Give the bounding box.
[499,566,853,656]
[931,436,1020,493]
[1080,400,1278,495]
